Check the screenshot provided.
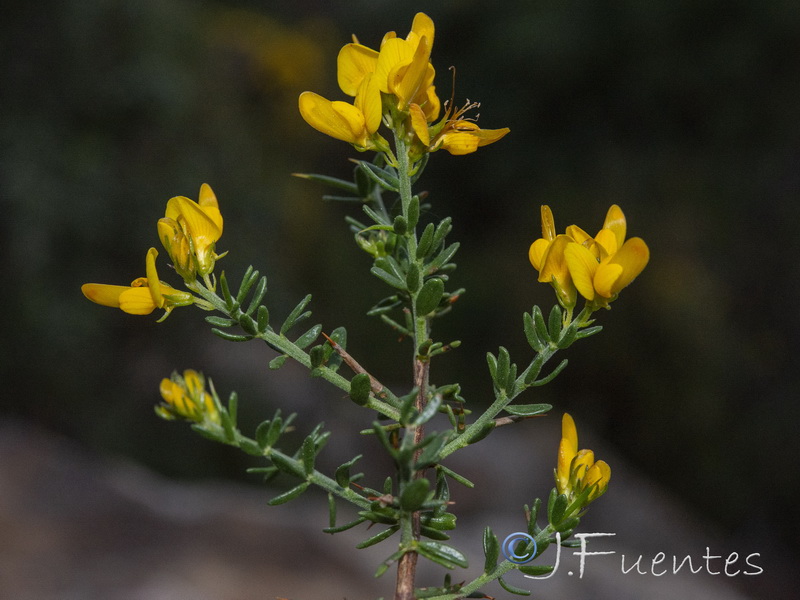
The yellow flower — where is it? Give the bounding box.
[156,369,220,425]
[563,205,649,309]
[373,12,437,113]
[528,205,577,309]
[299,13,438,148]
[82,248,193,317]
[555,413,610,506]
[158,183,224,279]
[298,75,383,150]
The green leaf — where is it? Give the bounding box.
[523,310,545,352]
[363,203,390,226]
[269,355,287,370]
[334,454,363,487]
[406,262,422,293]
[504,403,552,417]
[356,525,399,549]
[256,305,270,333]
[557,321,579,349]
[400,478,430,511]
[280,294,313,335]
[407,195,420,229]
[294,172,359,194]
[211,328,252,342]
[302,436,315,476]
[426,242,460,274]
[246,275,268,315]
[416,223,436,259]
[416,541,468,569]
[532,305,550,344]
[413,392,442,427]
[370,265,406,290]
[328,492,336,529]
[349,372,372,406]
[576,325,603,339]
[530,359,568,387]
[498,576,531,596]
[323,515,368,534]
[437,464,475,488]
[393,215,408,235]
[205,315,235,328]
[238,314,258,335]
[416,277,444,315]
[518,564,554,576]
[268,482,310,505]
[496,347,511,389]
[486,351,498,381]
[430,217,453,250]
[236,266,257,304]
[549,493,569,525]
[547,305,563,340]
[483,527,500,572]
[357,160,400,191]
[295,324,321,349]
[270,452,304,478]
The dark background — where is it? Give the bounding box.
[2,0,798,596]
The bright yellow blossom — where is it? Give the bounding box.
[528,206,577,309]
[555,413,610,506]
[530,204,648,310]
[81,248,193,317]
[158,183,224,279]
[563,205,649,309]
[299,12,508,158]
[156,369,220,424]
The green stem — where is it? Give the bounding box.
[426,525,559,600]
[439,345,559,459]
[188,278,402,421]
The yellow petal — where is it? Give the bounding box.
[562,413,578,455]
[390,36,432,108]
[602,204,627,250]
[337,43,379,96]
[409,103,431,145]
[593,262,623,298]
[81,283,129,308]
[420,84,441,121]
[198,183,223,234]
[539,234,572,286]
[564,242,599,300]
[598,237,650,296]
[565,224,592,245]
[556,437,574,494]
[164,196,189,221]
[174,197,221,248]
[145,248,164,309]
[354,73,382,134]
[528,238,550,271]
[375,37,415,94]
[409,12,435,47]
[439,131,481,155]
[540,205,556,241]
[118,286,158,315]
[298,91,365,145]
[594,227,618,257]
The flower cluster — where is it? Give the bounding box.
[298,12,508,159]
[156,369,220,425]
[529,204,649,311]
[81,184,224,319]
[555,413,610,509]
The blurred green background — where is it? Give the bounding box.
[2,0,798,589]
